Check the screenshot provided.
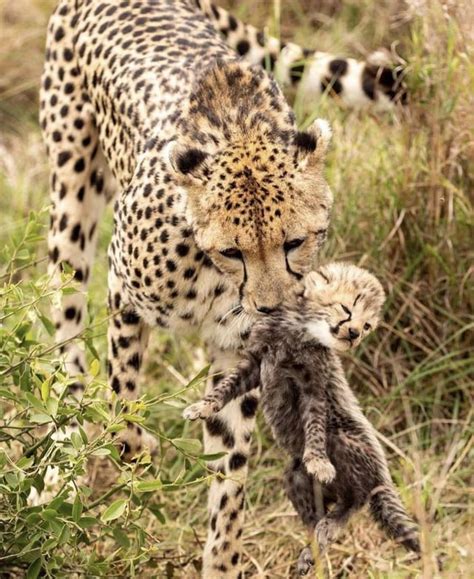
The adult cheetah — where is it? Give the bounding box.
[40,0,405,575]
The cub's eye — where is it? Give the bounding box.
[284,238,306,252]
[364,322,372,331]
[219,248,243,260]
[341,305,351,316]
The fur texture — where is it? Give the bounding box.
[184,263,420,574]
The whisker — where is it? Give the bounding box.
[219,303,243,326]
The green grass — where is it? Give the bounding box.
[0,0,473,576]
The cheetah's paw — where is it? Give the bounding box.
[315,518,339,552]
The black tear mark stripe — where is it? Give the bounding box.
[285,255,303,280]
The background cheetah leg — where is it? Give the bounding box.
[106,268,157,460]
[202,346,260,578]
[41,9,116,387]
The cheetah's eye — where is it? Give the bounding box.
[284,238,306,252]
[364,322,372,331]
[219,248,243,260]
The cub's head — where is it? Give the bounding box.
[168,118,333,315]
[303,262,385,351]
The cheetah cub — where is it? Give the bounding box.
[184,262,420,572]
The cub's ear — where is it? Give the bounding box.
[294,118,332,169]
[304,268,330,296]
[164,140,211,186]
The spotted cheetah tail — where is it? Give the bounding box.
[195,0,407,111]
[369,484,421,555]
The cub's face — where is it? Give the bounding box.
[170,119,333,315]
[303,263,385,352]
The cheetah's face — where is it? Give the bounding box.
[303,262,385,351]
[169,119,333,315]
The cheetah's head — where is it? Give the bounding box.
[167,119,333,315]
[303,262,385,351]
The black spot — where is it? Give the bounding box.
[294,131,317,152]
[228,14,238,31]
[122,311,140,325]
[65,306,76,320]
[74,158,86,172]
[236,40,250,56]
[210,514,217,531]
[229,452,247,471]
[59,214,68,231]
[112,376,120,393]
[206,417,235,448]
[176,148,208,175]
[231,552,239,566]
[220,493,228,510]
[329,58,348,76]
[127,353,140,370]
[241,395,258,418]
[57,151,72,167]
[290,63,305,84]
[175,243,189,257]
[70,223,81,242]
[54,26,65,42]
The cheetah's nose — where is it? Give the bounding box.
[348,328,360,340]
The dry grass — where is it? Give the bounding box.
[1,0,473,577]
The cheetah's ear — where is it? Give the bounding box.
[304,269,331,297]
[294,118,332,169]
[165,140,211,186]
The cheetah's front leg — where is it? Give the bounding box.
[106,268,157,461]
[202,346,260,578]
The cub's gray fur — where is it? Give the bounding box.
[184,262,420,573]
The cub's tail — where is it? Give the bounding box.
[369,484,421,554]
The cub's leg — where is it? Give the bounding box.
[202,346,260,578]
[41,2,116,386]
[284,458,320,576]
[315,495,359,552]
[106,267,157,460]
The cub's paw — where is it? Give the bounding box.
[183,400,219,421]
[303,455,336,483]
[315,518,339,552]
[297,545,314,576]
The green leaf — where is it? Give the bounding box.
[41,508,58,522]
[148,504,166,524]
[186,365,210,391]
[71,432,83,450]
[113,527,131,549]
[101,499,127,522]
[90,358,101,377]
[40,379,50,402]
[173,437,202,455]
[25,392,45,412]
[17,455,35,470]
[78,516,97,529]
[198,452,227,461]
[135,479,163,493]
[91,448,111,457]
[26,558,42,579]
[39,314,55,337]
[30,413,51,424]
[72,495,83,522]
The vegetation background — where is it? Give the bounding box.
[0,0,472,577]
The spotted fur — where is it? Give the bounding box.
[184,263,420,574]
[197,0,408,111]
[40,0,336,575]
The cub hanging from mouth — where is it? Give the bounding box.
[184,262,420,574]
